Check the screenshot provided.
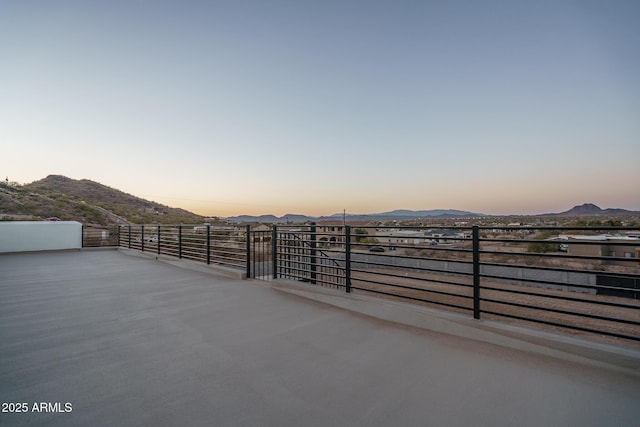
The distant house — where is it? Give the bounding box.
[559,235,640,258]
[375,229,424,245]
[193,224,209,234]
[246,223,271,242]
[423,229,469,244]
[315,220,371,245]
[251,223,271,233]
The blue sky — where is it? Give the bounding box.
[1,0,639,216]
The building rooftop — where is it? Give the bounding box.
[1,249,640,426]
[559,234,640,241]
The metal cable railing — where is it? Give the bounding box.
[114,223,640,344]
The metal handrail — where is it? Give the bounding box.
[115,223,640,343]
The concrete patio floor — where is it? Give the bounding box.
[1,249,639,426]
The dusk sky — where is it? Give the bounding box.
[2,0,639,217]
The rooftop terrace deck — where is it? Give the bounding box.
[1,249,639,426]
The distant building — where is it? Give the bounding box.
[423,229,469,244]
[373,229,468,246]
[559,235,640,258]
[315,220,371,245]
[375,229,423,245]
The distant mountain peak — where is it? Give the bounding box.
[576,203,601,210]
[564,203,603,214]
[548,203,637,217]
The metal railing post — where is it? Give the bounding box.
[141,225,145,252]
[272,226,278,279]
[345,225,351,293]
[246,225,251,278]
[157,225,161,255]
[81,224,85,248]
[472,225,481,319]
[310,222,317,284]
[178,225,182,259]
[206,224,211,265]
[128,225,131,249]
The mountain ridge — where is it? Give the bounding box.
[228,204,640,223]
[228,208,485,223]
[2,175,638,224]
[546,203,637,217]
[1,175,204,225]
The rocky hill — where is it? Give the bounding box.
[1,175,204,225]
[550,203,637,217]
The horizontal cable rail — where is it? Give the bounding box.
[480,226,639,341]
[113,223,640,344]
[118,224,249,274]
[82,225,119,247]
[267,224,640,344]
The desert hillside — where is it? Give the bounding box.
[1,175,204,225]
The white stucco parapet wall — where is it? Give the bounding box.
[0,221,82,253]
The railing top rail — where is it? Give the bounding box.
[477,225,640,231]
[118,223,246,228]
[346,225,474,230]
[112,222,640,343]
[271,224,640,232]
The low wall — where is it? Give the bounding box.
[347,253,597,294]
[0,221,82,253]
